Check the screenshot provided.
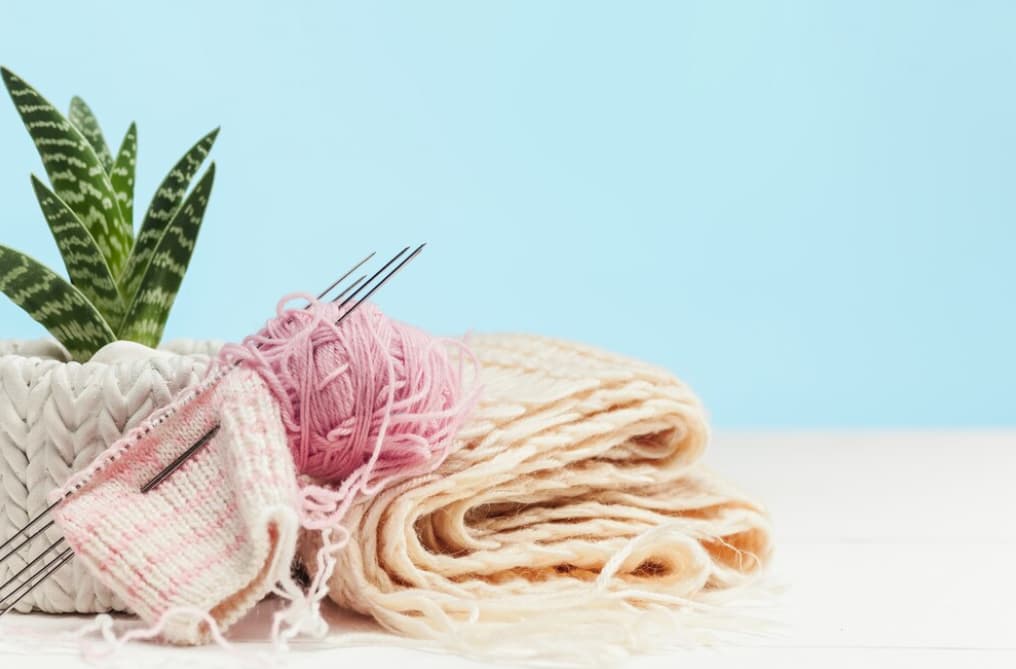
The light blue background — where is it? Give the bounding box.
[1,2,1013,427]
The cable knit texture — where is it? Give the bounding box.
[302,333,772,654]
[0,339,220,614]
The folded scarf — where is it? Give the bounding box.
[303,333,772,658]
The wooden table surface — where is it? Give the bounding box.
[2,431,1014,668]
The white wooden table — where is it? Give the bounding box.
[2,432,1014,667]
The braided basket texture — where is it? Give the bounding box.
[0,339,222,613]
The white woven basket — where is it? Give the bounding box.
[0,339,222,613]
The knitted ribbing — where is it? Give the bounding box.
[303,333,772,658]
[53,366,299,644]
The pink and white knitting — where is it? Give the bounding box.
[51,295,477,645]
[54,366,300,644]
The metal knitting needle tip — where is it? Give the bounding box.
[0,499,59,559]
[0,519,55,567]
[0,537,65,598]
[0,548,73,617]
[336,244,426,326]
[331,275,367,303]
[315,251,376,301]
[334,246,410,312]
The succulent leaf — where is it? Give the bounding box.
[110,122,138,238]
[68,96,113,173]
[0,244,116,361]
[31,175,125,325]
[118,164,215,346]
[1,68,130,278]
[121,127,218,301]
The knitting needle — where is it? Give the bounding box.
[315,251,375,302]
[0,548,74,616]
[332,275,367,302]
[138,425,221,494]
[337,244,424,323]
[0,537,65,604]
[0,512,55,557]
[333,246,410,309]
[0,519,56,568]
[0,247,424,614]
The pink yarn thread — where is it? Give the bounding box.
[219,294,476,531]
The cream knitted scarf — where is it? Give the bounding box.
[303,333,772,658]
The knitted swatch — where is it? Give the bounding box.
[52,366,299,644]
[302,333,772,658]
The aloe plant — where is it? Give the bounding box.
[0,67,217,361]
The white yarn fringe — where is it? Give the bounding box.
[310,523,777,668]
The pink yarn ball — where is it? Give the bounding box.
[219,295,473,486]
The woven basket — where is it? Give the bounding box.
[0,339,222,613]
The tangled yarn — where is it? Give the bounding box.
[219,294,477,532]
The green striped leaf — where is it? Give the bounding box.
[1,67,130,278]
[0,244,116,361]
[31,175,125,326]
[118,164,215,346]
[68,96,113,173]
[111,122,138,236]
[121,127,218,301]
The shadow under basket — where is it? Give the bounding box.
[0,339,222,613]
